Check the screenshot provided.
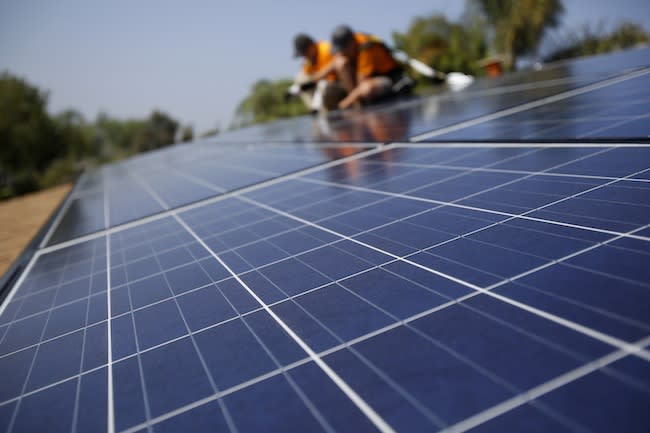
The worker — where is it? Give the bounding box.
[291,34,347,112]
[327,25,412,110]
[293,33,337,82]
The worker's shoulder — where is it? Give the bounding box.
[357,33,386,51]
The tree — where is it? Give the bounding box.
[94,112,145,157]
[132,110,179,152]
[0,72,62,197]
[608,22,649,49]
[472,0,564,68]
[545,21,649,62]
[180,125,194,142]
[392,13,487,79]
[0,71,187,200]
[53,109,92,159]
[233,79,310,128]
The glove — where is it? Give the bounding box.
[299,81,317,91]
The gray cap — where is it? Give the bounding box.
[293,33,314,58]
[331,25,354,53]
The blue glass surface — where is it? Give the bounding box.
[111,313,137,360]
[216,278,260,314]
[0,346,36,401]
[153,399,229,433]
[298,245,388,281]
[2,47,650,433]
[411,301,584,390]
[465,220,600,260]
[565,244,650,286]
[287,362,381,433]
[83,321,108,371]
[48,193,105,245]
[194,318,278,390]
[239,270,288,304]
[340,268,452,319]
[113,356,147,431]
[43,298,87,340]
[250,257,330,297]
[271,300,341,352]
[0,401,16,433]
[496,277,649,342]
[53,277,90,305]
[128,273,173,309]
[77,368,108,433]
[133,300,187,350]
[26,330,83,391]
[12,378,77,433]
[325,348,442,433]
[242,310,305,365]
[0,312,48,355]
[140,338,213,417]
[468,403,576,433]
[125,256,161,281]
[347,326,514,425]
[164,262,212,295]
[14,289,55,319]
[540,368,650,433]
[176,284,237,331]
[293,283,395,341]
[224,373,327,433]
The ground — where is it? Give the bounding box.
[0,184,72,277]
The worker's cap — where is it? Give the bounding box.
[293,33,314,58]
[331,25,354,53]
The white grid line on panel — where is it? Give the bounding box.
[409,68,650,141]
[437,335,650,433]
[124,168,395,433]
[173,215,398,433]
[237,194,650,362]
[37,145,389,256]
[296,171,650,242]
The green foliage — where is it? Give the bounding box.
[0,72,61,197]
[472,0,564,67]
[545,22,649,62]
[392,13,488,78]
[233,79,310,128]
[38,157,79,189]
[94,112,146,156]
[0,71,185,201]
[181,125,194,142]
[132,110,179,152]
[54,109,93,159]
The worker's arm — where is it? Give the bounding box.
[310,59,336,82]
[355,50,373,87]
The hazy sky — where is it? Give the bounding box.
[1,0,648,134]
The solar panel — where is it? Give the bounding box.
[1,48,649,433]
[214,46,650,144]
[44,144,370,245]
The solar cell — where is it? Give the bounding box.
[1,48,649,433]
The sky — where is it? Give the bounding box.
[1,0,649,134]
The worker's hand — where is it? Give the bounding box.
[285,83,302,102]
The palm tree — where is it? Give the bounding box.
[472,0,564,68]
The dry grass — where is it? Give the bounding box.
[0,184,72,277]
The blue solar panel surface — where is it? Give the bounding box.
[215,46,650,143]
[1,48,649,433]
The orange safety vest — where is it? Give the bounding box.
[353,33,399,80]
[302,41,337,81]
